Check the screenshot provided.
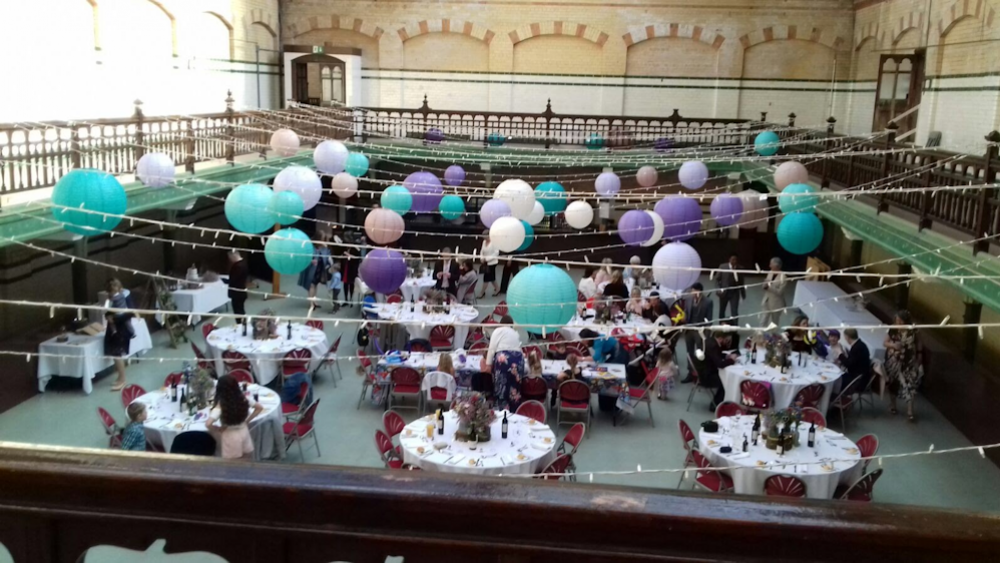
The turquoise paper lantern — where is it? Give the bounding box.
[345,152,370,177]
[754,130,781,156]
[535,181,567,215]
[507,264,577,331]
[439,195,465,220]
[778,212,823,255]
[51,169,127,236]
[381,185,412,214]
[268,191,304,226]
[225,184,276,234]
[264,228,314,274]
[585,133,605,150]
[487,132,505,147]
[516,220,534,251]
[779,183,818,213]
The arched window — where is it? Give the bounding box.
[322,65,344,105]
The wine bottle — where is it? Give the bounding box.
[242,318,248,337]
[501,410,509,439]
[410,296,416,313]
[776,427,785,456]
[807,422,816,448]
[436,408,444,435]
[179,388,187,411]
[751,346,757,364]
[751,414,760,445]
[742,434,749,453]
[287,320,292,340]
[171,380,178,402]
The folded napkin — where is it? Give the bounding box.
[446,454,466,465]
[724,451,751,460]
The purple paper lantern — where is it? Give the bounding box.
[654,196,703,242]
[618,209,655,246]
[444,165,466,187]
[425,128,444,144]
[480,199,512,228]
[403,171,443,213]
[679,161,709,190]
[359,248,406,295]
[595,172,621,197]
[710,195,744,227]
[655,137,674,153]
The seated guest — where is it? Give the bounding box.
[207,374,265,460]
[546,341,569,361]
[455,261,479,305]
[579,328,620,364]
[602,270,630,303]
[526,351,544,379]
[785,315,812,353]
[437,353,456,377]
[595,258,614,285]
[557,354,584,382]
[361,289,378,319]
[578,267,598,299]
[838,328,872,391]
[826,329,845,359]
[642,291,670,321]
[120,402,148,452]
[700,330,740,409]
[623,255,642,282]
[626,287,646,316]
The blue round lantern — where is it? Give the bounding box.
[535,181,567,215]
[754,131,781,156]
[439,195,465,221]
[265,228,314,274]
[507,264,577,331]
[345,152,370,177]
[486,133,505,147]
[381,185,412,214]
[268,191,304,226]
[778,213,823,255]
[51,169,127,236]
[225,184,277,234]
[779,183,819,213]
[585,133,605,150]
[516,220,534,252]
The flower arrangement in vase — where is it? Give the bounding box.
[451,392,497,442]
[762,407,803,450]
[762,332,791,369]
[424,289,450,314]
[189,368,215,410]
[251,308,278,340]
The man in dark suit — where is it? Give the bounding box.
[682,283,714,383]
[699,331,739,409]
[717,254,747,320]
[838,328,872,392]
[227,250,250,319]
[434,248,460,296]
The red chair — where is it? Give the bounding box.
[282,349,312,378]
[281,381,310,420]
[284,399,321,460]
[677,419,697,488]
[387,293,403,304]
[120,384,146,409]
[375,429,403,469]
[468,341,488,355]
[685,359,712,412]
[565,341,589,359]
[829,375,863,429]
[163,372,183,387]
[229,369,255,386]
[98,407,122,448]
[222,350,252,374]
[389,367,422,411]
[429,325,456,351]
[547,332,565,343]
[618,364,655,427]
[856,434,880,474]
[801,407,827,427]
[557,380,591,431]
[557,422,585,480]
[793,383,826,409]
[764,475,807,498]
[740,380,772,412]
[201,323,215,341]
[492,301,508,320]
[536,454,573,480]
[464,326,486,349]
[190,341,216,376]
[383,410,406,440]
[691,449,734,493]
[835,469,883,502]
[356,349,377,409]
[577,290,586,302]
[521,376,548,404]
[305,320,324,331]
[407,339,432,353]
[715,401,747,418]
[312,335,343,384]
[516,400,547,424]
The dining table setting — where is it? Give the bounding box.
[721,347,845,412]
[205,323,328,385]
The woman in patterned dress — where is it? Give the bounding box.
[885,310,923,422]
[483,315,524,411]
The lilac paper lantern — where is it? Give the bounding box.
[636,166,658,188]
[444,165,466,187]
[678,161,709,190]
[480,199,512,228]
[654,196,703,242]
[710,195,744,227]
[403,171,443,213]
[618,209,655,246]
[595,172,621,197]
[655,137,674,153]
[425,128,444,144]
[359,248,407,295]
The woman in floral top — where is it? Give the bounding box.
[483,315,524,411]
[885,310,923,422]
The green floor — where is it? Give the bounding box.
[3,270,999,514]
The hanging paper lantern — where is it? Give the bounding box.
[585,133,605,150]
[489,216,526,252]
[515,220,533,252]
[313,140,349,174]
[439,195,465,221]
[679,161,709,190]
[654,196,702,242]
[618,209,654,246]
[655,137,674,152]
[225,184,276,234]
[710,194,744,227]
[636,166,658,188]
[264,228,313,274]
[494,179,535,220]
[778,212,823,255]
[404,171,444,213]
[534,181,567,215]
[364,209,405,244]
[507,264,577,330]
[359,248,407,294]
[653,242,702,291]
[754,130,781,156]
[331,172,358,198]
[273,165,322,211]
[564,200,594,229]
[268,191,303,226]
[344,152,370,177]
[270,129,300,157]
[480,199,512,228]
[487,132,505,147]
[526,201,545,226]
[774,161,809,191]
[595,172,621,198]
[737,189,769,230]
[381,185,412,214]
[51,169,127,236]
[425,128,444,144]
[444,165,466,187]
[779,183,818,213]
[641,210,664,247]
[136,152,175,188]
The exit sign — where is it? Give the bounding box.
[312,46,324,54]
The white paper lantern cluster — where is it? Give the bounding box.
[564,200,594,229]
[489,216,526,252]
[314,140,349,174]
[494,179,536,220]
[737,189,768,230]
[270,129,300,157]
[641,210,664,247]
[273,165,322,211]
[526,201,545,225]
[136,152,175,188]
[331,172,358,198]
[652,242,702,291]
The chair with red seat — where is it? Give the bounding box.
[493,301,509,318]
[375,429,404,469]
[389,367,422,411]
[386,293,403,304]
[516,400,547,424]
[617,364,655,427]
[557,380,591,431]
[835,469,883,502]
[421,370,456,414]
[281,381,310,420]
[282,349,312,379]
[311,336,343,386]
[201,323,215,341]
[577,290,586,303]
[536,454,573,481]
[793,383,826,409]
[222,350,252,374]
[468,341,488,355]
[229,369,255,386]
[520,376,548,405]
[190,341,216,376]
[565,341,589,359]
[856,434,880,474]
[383,410,406,442]
[677,419,698,488]
[691,449,734,493]
[685,359,712,412]
[97,407,123,448]
[715,401,748,418]
[305,320,324,331]
[801,407,827,427]
[429,325,456,351]
[764,475,807,498]
[407,339,432,353]
[740,380,772,412]
[120,384,146,409]
[163,372,183,387]
[283,399,321,460]
[356,349,378,409]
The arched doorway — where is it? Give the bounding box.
[290,53,346,106]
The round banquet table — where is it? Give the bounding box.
[132,384,284,460]
[559,313,654,342]
[721,349,843,412]
[698,415,862,499]
[400,411,558,476]
[370,301,478,350]
[357,273,436,302]
[205,323,328,386]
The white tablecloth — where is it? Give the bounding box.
[378,352,626,382]
[132,384,284,460]
[370,302,479,349]
[37,317,153,394]
[357,273,437,302]
[400,411,557,476]
[171,280,231,324]
[699,415,862,499]
[559,313,654,341]
[624,280,681,302]
[792,281,887,359]
[722,350,843,412]
[205,323,328,385]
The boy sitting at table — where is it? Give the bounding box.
[120,402,148,452]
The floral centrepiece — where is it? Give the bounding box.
[451,392,497,442]
[762,407,804,450]
[762,332,791,369]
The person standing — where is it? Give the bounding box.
[701,331,739,409]
[340,236,359,307]
[761,257,787,328]
[885,310,923,422]
[478,232,500,298]
[227,250,249,319]
[206,374,265,460]
[434,248,460,296]
[717,254,746,320]
[298,231,331,308]
[483,315,524,411]
[500,255,521,295]
[681,283,714,383]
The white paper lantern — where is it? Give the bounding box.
[489,216,526,252]
[774,161,809,191]
[314,140,349,174]
[494,179,535,220]
[331,172,358,198]
[526,201,545,225]
[270,129,300,157]
[364,208,404,244]
[737,189,768,230]
[641,210,664,247]
[136,152,175,188]
[564,200,594,229]
[652,242,702,291]
[273,165,322,211]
